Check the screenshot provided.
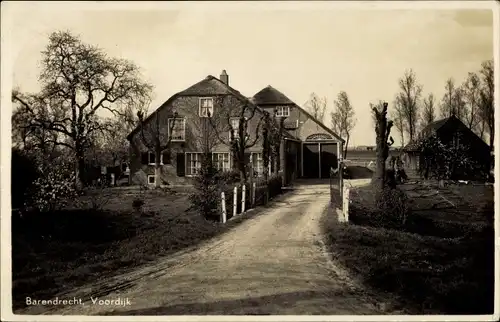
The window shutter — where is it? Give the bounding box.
[176,152,186,177]
[162,150,171,164]
[141,152,148,165]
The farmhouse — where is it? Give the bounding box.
[126,70,344,186]
[402,114,491,179]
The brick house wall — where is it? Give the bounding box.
[128,93,268,186]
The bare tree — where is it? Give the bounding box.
[440,78,467,119]
[452,86,467,122]
[208,96,264,184]
[478,59,494,152]
[371,101,394,194]
[462,72,481,131]
[395,69,422,143]
[331,91,356,158]
[262,110,287,179]
[421,93,437,129]
[304,92,327,123]
[11,100,62,170]
[391,98,406,147]
[136,101,178,188]
[11,31,152,188]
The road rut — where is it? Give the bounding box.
[21,184,382,315]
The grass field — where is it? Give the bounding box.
[322,183,494,314]
[11,188,274,311]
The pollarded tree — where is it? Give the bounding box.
[11,31,152,188]
[208,96,264,184]
[371,101,394,192]
[136,102,178,189]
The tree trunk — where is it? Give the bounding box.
[75,146,85,190]
[343,135,350,159]
[373,124,387,191]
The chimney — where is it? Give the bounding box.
[220,69,229,85]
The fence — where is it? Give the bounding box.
[219,174,283,223]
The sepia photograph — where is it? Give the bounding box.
[1,0,498,320]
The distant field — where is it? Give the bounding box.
[345,150,401,160]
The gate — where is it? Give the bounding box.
[329,163,342,209]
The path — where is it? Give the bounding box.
[21,182,382,315]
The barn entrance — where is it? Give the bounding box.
[302,134,339,179]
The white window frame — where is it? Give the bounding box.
[168,118,186,142]
[147,175,156,185]
[229,117,240,140]
[212,152,231,172]
[148,151,164,165]
[251,152,264,177]
[199,97,214,118]
[275,106,290,117]
[148,151,157,165]
[186,152,203,176]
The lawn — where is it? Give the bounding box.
[11,187,275,312]
[322,182,494,314]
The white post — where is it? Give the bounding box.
[242,184,246,213]
[343,186,350,222]
[252,182,256,206]
[221,192,227,223]
[233,186,238,216]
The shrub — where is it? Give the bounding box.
[215,169,240,184]
[350,186,410,230]
[23,164,78,213]
[189,153,224,221]
[375,187,410,228]
[132,197,145,212]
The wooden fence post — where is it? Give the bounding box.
[339,160,344,201]
[343,185,350,222]
[233,186,238,216]
[242,184,246,213]
[221,192,227,223]
[252,182,256,206]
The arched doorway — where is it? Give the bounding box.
[303,133,339,179]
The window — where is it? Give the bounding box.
[147,175,156,185]
[168,118,186,141]
[148,151,169,165]
[213,153,230,172]
[199,98,214,117]
[251,152,264,177]
[230,118,240,140]
[275,106,290,117]
[186,152,202,176]
[148,152,156,165]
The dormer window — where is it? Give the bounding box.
[275,106,290,117]
[199,97,214,117]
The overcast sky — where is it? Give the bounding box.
[4,1,496,146]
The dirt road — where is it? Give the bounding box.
[21,182,383,315]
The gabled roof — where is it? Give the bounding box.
[403,115,491,152]
[127,76,299,141]
[403,116,453,151]
[252,86,345,143]
[252,85,295,106]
